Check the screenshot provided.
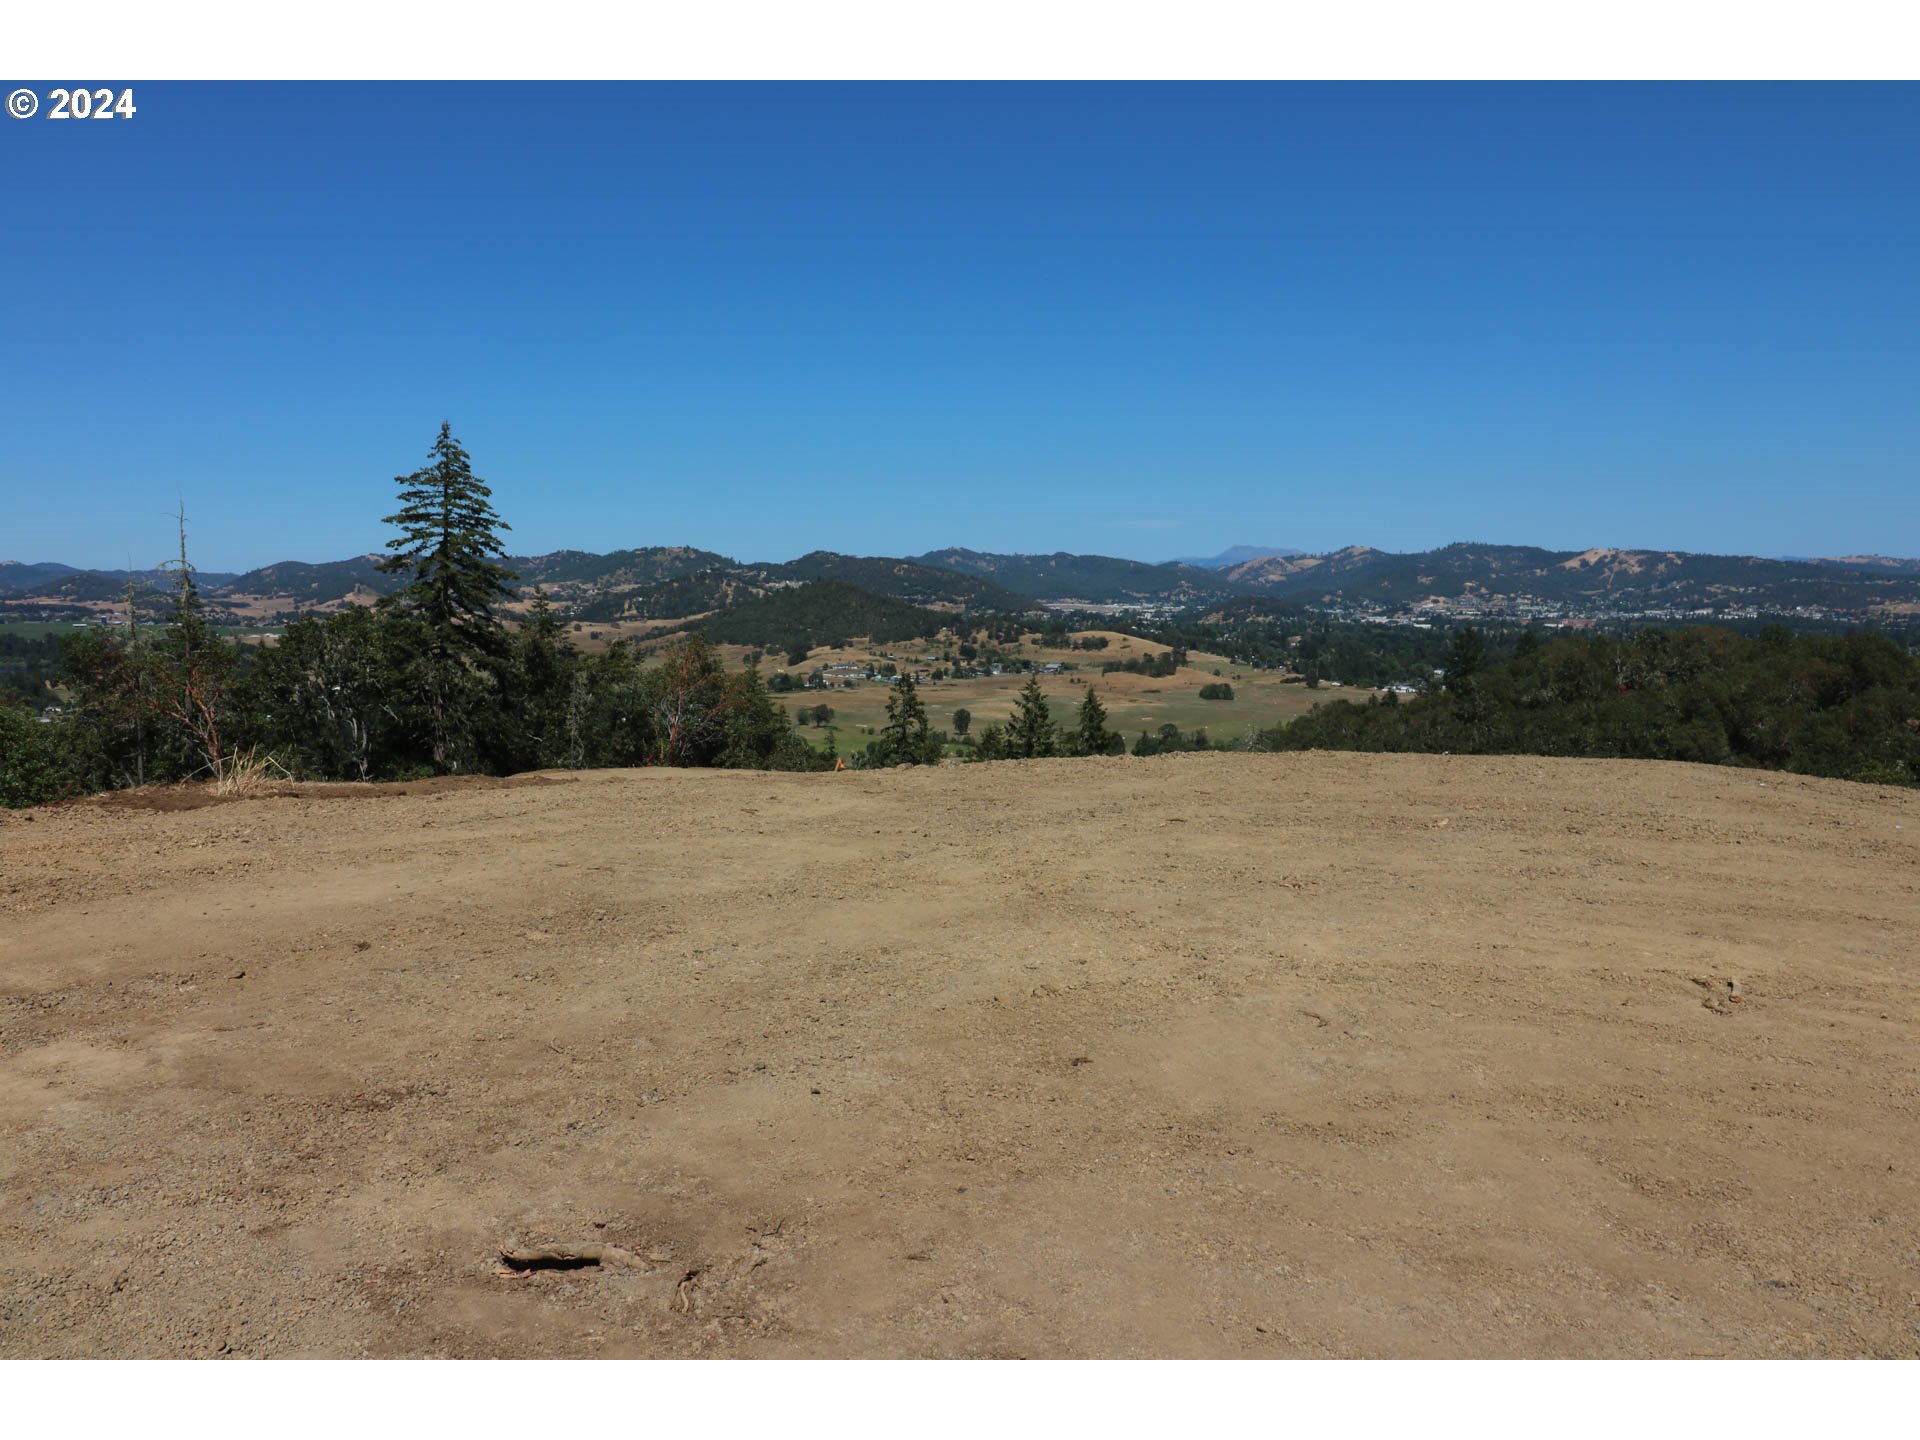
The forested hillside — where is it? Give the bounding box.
[1250,542,1920,611]
[911,548,1240,603]
[1265,626,1920,785]
[221,555,405,604]
[689,580,951,654]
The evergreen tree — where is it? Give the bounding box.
[952,706,971,737]
[1074,684,1115,756]
[881,672,934,764]
[1007,676,1057,759]
[1444,625,1486,684]
[377,424,518,770]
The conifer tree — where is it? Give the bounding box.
[1007,675,1057,759]
[1074,683,1115,756]
[1444,625,1486,684]
[882,672,933,764]
[380,423,517,644]
[378,423,518,770]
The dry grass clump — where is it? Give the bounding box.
[211,748,292,796]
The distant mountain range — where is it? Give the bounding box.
[1802,555,1920,575]
[5,543,1919,627]
[1172,545,1309,569]
[0,560,241,599]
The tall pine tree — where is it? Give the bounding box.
[378,423,518,770]
[1074,683,1115,756]
[1007,675,1057,759]
[881,672,934,764]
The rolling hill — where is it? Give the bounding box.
[2,564,239,601]
[568,567,758,624]
[1218,545,1380,588]
[1809,555,1920,575]
[220,555,405,606]
[567,550,1036,625]
[0,562,82,593]
[687,580,954,652]
[510,545,735,590]
[1173,545,1308,569]
[911,548,1242,604]
[1242,542,1920,611]
[752,551,1034,612]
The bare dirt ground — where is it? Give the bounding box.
[2,754,1916,1359]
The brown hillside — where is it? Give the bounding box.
[2,755,1916,1358]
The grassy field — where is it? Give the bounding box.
[0,621,93,642]
[771,629,1334,752]
[0,619,283,643]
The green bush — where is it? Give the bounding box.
[0,704,77,808]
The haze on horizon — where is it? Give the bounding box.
[4,82,1916,573]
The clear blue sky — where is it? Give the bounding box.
[3,82,1915,571]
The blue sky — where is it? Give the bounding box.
[2,82,1915,571]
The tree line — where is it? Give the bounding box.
[8,430,1916,804]
[2,427,824,806]
[1256,625,1920,786]
[842,672,1125,768]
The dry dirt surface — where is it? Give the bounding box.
[2,754,1917,1359]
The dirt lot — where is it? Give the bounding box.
[2,754,1916,1358]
